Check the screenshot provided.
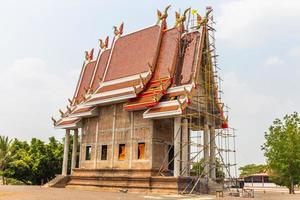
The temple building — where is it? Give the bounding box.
[51,6,229,194]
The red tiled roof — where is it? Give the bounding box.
[104,25,162,81]
[90,49,111,92]
[74,61,97,103]
[153,28,181,79]
[123,28,181,111]
[180,32,201,85]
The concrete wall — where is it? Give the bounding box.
[80,103,158,170]
[152,118,174,170]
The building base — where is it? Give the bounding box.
[48,169,223,194]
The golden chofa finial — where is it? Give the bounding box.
[113,22,124,37]
[51,117,57,125]
[174,8,191,28]
[194,7,213,29]
[156,5,171,25]
[99,36,109,50]
[85,48,94,61]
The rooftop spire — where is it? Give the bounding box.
[174,8,190,28]
[99,36,109,50]
[113,22,124,38]
[156,5,171,25]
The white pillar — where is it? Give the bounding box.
[71,129,78,174]
[174,117,182,177]
[209,126,216,179]
[181,118,189,176]
[62,129,70,176]
[203,124,210,177]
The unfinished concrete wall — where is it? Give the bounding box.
[80,103,154,170]
[152,118,174,171]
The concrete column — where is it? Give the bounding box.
[129,112,134,169]
[62,129,70,176]
[174,117,182,177]
[78,128,83,168]
[181,118,189,176]
[209,126,216,180]
[94,122,99,168]
[203,124,210,177]
[110,104,116,168]
[71,129,78,173]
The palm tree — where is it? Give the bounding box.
[0,135,11,185]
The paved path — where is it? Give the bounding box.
[0,185,300,200]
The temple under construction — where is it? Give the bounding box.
[51,5,237,194]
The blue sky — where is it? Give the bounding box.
[0,0,299,170]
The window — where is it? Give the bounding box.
[118,144,126,160]
[138,143,145,160]
[85,145,91,160]
[101,145,108,160]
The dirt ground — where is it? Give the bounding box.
[0,185,300,200]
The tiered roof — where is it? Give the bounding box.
[52,6,227,129]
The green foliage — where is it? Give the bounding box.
[239,164,267,177]
[262,112,300,194]
[4,137,64,185]
[0,135,12,184]
[191,158,225,181]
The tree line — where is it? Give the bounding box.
[0,136,70,185]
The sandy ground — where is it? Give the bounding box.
[0,186,300,200]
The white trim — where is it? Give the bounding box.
[92,86,136,99]
[142,97,189,119]
[73,61,87,100]
[69,108,98,118]
[166,83,195,94]
[143,108,182,119]
[55,120,82,129]
[85,93,136,106]
[101,71,150,87]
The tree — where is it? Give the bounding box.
[262,112,300,194]
[239,164,267,177]
[0,135,11,184]
[4,137,64,185]
[191,158,225,182]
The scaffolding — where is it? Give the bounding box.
[157,7,238,194]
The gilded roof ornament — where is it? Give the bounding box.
[113,22,124,37]
[156,5,171,25]
[174,8,190,28]
[85,48,94,62]
[99,36,109,50]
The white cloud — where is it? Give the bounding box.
[264,56,284,67]
[217,0,300,47]
[288,46,300,58]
